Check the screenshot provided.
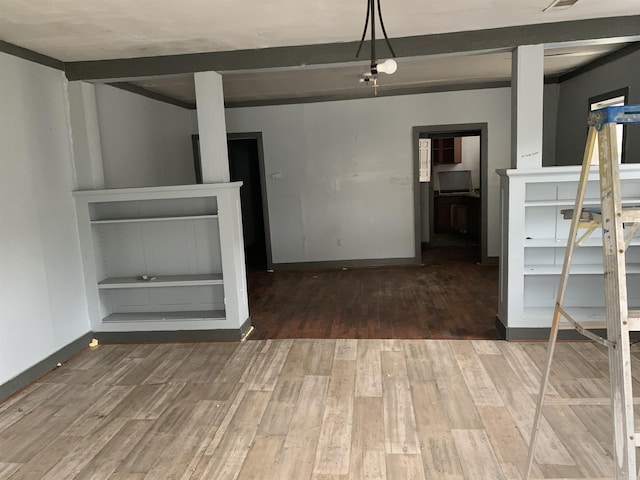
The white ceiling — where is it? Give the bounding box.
[1,0,638,61]
[1,0,638,104]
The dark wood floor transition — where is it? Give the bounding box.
[247,246,500,340]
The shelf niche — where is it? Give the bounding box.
[74,183,249,337]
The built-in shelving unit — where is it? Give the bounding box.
[74,183,249,335]
[498,165,640,337]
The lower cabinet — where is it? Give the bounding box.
[434,194,480,239]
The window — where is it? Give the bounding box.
[419,138,431,182]
[589,89,627,164]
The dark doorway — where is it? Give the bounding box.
[228,135,269,271]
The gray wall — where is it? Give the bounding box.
[226,88,511,264]
[95,84,196,188]
[0,52,90,386]
[420,183,430,243]
[555,48,640,166]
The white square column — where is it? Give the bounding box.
[67,81,105,189]
[511,44,544,169]
[194,71,230,183]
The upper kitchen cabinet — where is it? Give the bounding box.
[432,137,462,165]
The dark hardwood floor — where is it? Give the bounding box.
[247,246,500,340]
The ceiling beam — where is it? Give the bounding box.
[65,15,640,81]
[224,81,511,108]
[0,39,64,71]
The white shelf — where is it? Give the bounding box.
[525,198,640,208]
[91,214,218,224]
[523,306,640,328]
[525,199,600,207]
[524,238,573,248]
[103,310,226,323]
[524,237,640,248]
[523,307,606,326]
[524,263,640,275]
[98,274,223,289]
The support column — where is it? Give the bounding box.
[194,71,230,183]
[511,44,544,169]
[67,81,105,189]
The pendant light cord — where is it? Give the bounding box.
[355,0,396,60]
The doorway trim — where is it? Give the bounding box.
[227,132,274,270]
[412,123,489,264]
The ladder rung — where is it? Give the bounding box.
[559,319,606,330]
[561,207,640,224]
[621,210,640,223]
[628,311,640,331]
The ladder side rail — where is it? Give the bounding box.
[598,121,636,479]
[524,126,599,480]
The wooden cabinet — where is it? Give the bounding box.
[432,137,462,165]
[434,194,480,239]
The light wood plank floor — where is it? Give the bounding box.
[1,339,638,479]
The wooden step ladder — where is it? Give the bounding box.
[524,105,640,480]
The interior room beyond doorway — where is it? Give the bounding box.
[416,125,487,266]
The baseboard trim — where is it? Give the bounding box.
[93,318,253,344]
[495,316,507,340]
[496,317,640,341]
[271,257,420,270]
[0,332,93,404]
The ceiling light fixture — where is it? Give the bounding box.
[356,0,397,95]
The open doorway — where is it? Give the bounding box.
[190,132,272,271]
[412,123,489,264]
[227,133,272,271]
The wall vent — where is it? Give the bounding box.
[543,0,580,11]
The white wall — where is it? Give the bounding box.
[0,52,90,386]
[226,88,511,263]
[95,84,196,188]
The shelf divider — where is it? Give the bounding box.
[91,214,218,224]
[102,310,226,322]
